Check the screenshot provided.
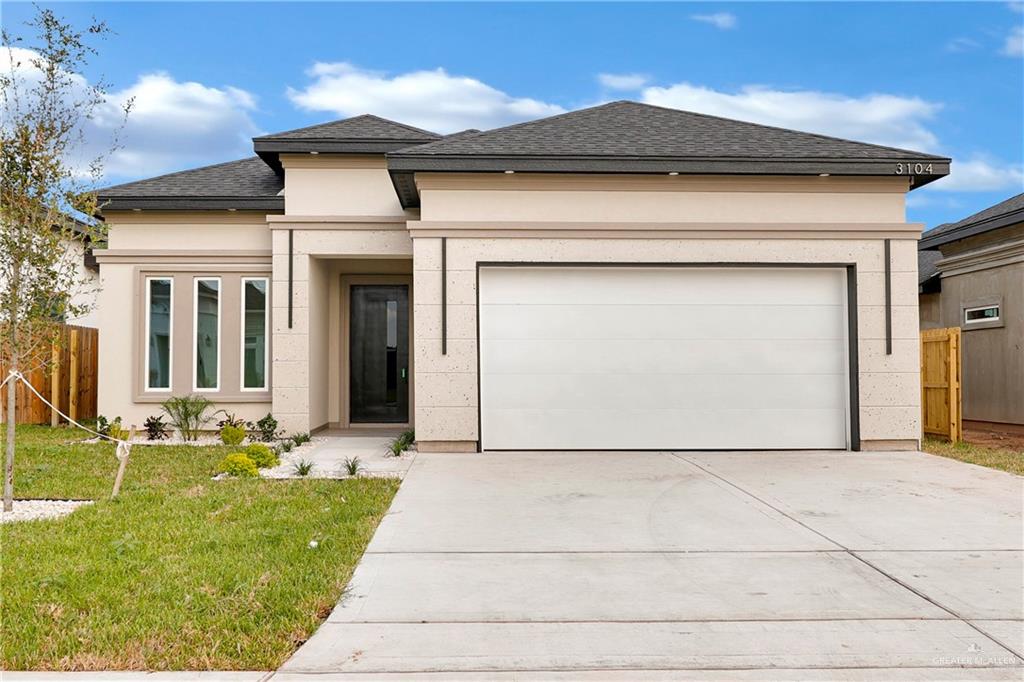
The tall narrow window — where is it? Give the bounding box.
[145,277,172,390]
[194,278,220,390]
[242,278,268,390]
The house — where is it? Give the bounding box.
[919,193,1023,430]
[95,101,949,452]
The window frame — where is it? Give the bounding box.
[192,276,222,392]
[144,276,174,392]
[964,304,1000,325]
[240,276,270,392]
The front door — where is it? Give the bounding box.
[350,285,410,423]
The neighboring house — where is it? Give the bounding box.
[95,101,949,452]
[919,193,1024,430]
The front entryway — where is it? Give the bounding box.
[349,284,409,424]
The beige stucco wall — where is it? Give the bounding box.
[96,212,273,428]
[281,155,409,217]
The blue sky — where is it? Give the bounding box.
[4,1,1023,228]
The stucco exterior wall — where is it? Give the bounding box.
[96,212,273,428]
[281,155,408,217]
[411,237,921,450]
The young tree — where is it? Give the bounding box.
[1,9,129,511]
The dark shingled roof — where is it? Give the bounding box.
[253,114,441,172]
[388,101,950,207]
[918,248,944,288]
[98,157,283,212]
[919,192,1024,250]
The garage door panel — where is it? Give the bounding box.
[479,267,845,306]
[480,303,845,342]
[478,266,850,450]
[483,373,847,411]
[482,408,848,450]
[482,339,847,376]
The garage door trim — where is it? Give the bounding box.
[474,262,861,452]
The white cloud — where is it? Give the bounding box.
[597,73,650,91]
[1002,25,1023,56]
[287,62,565,133]
[640,82,941,152]
[101,73,260,177]
[1,47,260,180]
[945,37,980,53]
[929,156,1024,192]
[690,13,737,30]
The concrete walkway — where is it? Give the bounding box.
[278,449,1024,679]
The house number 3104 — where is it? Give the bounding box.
[895,162,933,175]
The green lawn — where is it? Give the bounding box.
[922,435,1024,476]
[0,425,399,671]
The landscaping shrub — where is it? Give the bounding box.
[399,429,415,449]
[217,412,246,430]
[290,432,311,446]
[97,416,128,441]
[292,459,314,476]
[245,443,279,469]
[251,413,280,442]
[279,439,294,453]
[143,415,170,441]
[217,453,259,478]
[342,456,363,476]
[161,395,216,441]
[220,424,246,446]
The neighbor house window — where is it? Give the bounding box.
[964,304,1000,324]
[241,277,268,390]
[145,277,172,391]
[193,277,221,390]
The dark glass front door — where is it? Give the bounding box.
[349,285,409,423]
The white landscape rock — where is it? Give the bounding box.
[0,499,93,524]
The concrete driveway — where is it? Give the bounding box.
[277,450,1024,680]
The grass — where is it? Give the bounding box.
[0,425,400,671]
[922,435,1024,476]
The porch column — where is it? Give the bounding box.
[272,229,311,434]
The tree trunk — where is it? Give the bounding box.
[4,357,15,512]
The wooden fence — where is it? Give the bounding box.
[1,325,99,425]
[921,326,962,443]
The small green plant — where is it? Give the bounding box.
[387,430,415,457]
[279,439,295,453]
[217,412,247,430]
[342,456,363,476]
[292,459,314,477]
[217,453,259,478]
[143,415,170,441]
[290,432,311,446]
[161,395,216,441]
[220,424,246,446]
[245,443,279,469]
[95,415,121,437]
[251,413,280,442]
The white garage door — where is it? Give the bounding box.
[478,266,851,450]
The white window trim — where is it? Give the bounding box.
[144,276,174,392]
[964,304,1000,324]
[240,277,269,392]
[192,276,222,392]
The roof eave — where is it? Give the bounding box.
[98,196,285,212]
[254,138,440,173]
[387,156,951,208]
[918,208,1024,250]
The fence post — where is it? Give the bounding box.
[69,328,80,423]
[50,342,60,427]
[110,425,136,499]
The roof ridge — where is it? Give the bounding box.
[98,156,263,193]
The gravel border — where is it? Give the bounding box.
[0,499,93,524]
